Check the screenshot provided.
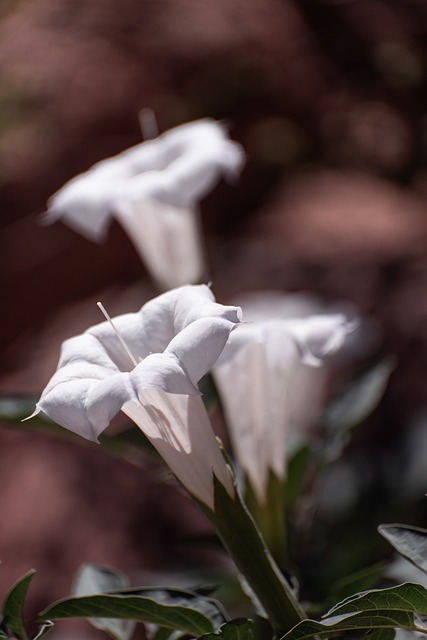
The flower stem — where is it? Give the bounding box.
[209,477,306,633]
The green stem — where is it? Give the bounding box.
[245,471,288,569]
[208,478,306,633]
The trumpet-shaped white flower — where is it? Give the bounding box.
[29,285,241,509]
[213,292,356,503]
[44,119,245,289]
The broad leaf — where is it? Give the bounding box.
[1,570,35,640]
[367,629,396,640]
[72,564,135,640]
[202,619,255,640]
[280,610,417,640]
[121,587,225,629]
[379,525,427,574]
[220,619,255,640]
[38,589,221,637]
[327,582,427,617]
[280,583,427,640]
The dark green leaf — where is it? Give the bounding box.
[280,582,427,640]
[38,592,217,636]
[116,587,226,629]
[379,525,427,574]
[146,625,180,640]
[221,619,255,640]
[1,570,36,640]
[201,619,255,640]
[321,358,395,458]
[330,563,386,601]
[366,628,396,640]
[212,477,305,632]
[72,564,134,640]
[327,582,427,617]
[280,610,416,640]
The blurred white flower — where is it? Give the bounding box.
[44,118,245,289]
[213,292,356,503]
[28,284,241,509]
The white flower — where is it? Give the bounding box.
[29,285,241,509]
[43,119,245,289]
[213,292,356,503]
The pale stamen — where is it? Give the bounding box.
[97,301,138,367]
[139,108,159,140]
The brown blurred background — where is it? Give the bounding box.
[2,0,427,633]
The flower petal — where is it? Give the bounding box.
[114,197,206,289]
[45,175,119,242]
[166,317,239,385]
[213,310,356,502]
[36,352,201,442]
[33,286,240,441]
[87,284,241,370]
[123,138,244,209]
[43,118,244,290]
[213,324,297,502]
[282,314,357,367]
[123,392,234,509]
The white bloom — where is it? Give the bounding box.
[213,292,356,503]
[29,285,241,509]
[44,119,244,289]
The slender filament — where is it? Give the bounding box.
[97,301,138,367]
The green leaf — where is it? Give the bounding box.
[37,589,220,637]
[1,570,36,640]
[329,563,386,601]
[220,619,255,640]
[120,587,226,629]
[280,582,427,640]
[321,358,395,458]
[379,525,427,574]
[280,610,415,640]
[326,582,427,617]
[201,619,255,640]
[72,564,135,640]
[367,629,396,640]
[146,625,180,640]
[211,477,305,632]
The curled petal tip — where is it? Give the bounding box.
[22,407,41,422]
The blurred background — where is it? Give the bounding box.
[2,0,427,634]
